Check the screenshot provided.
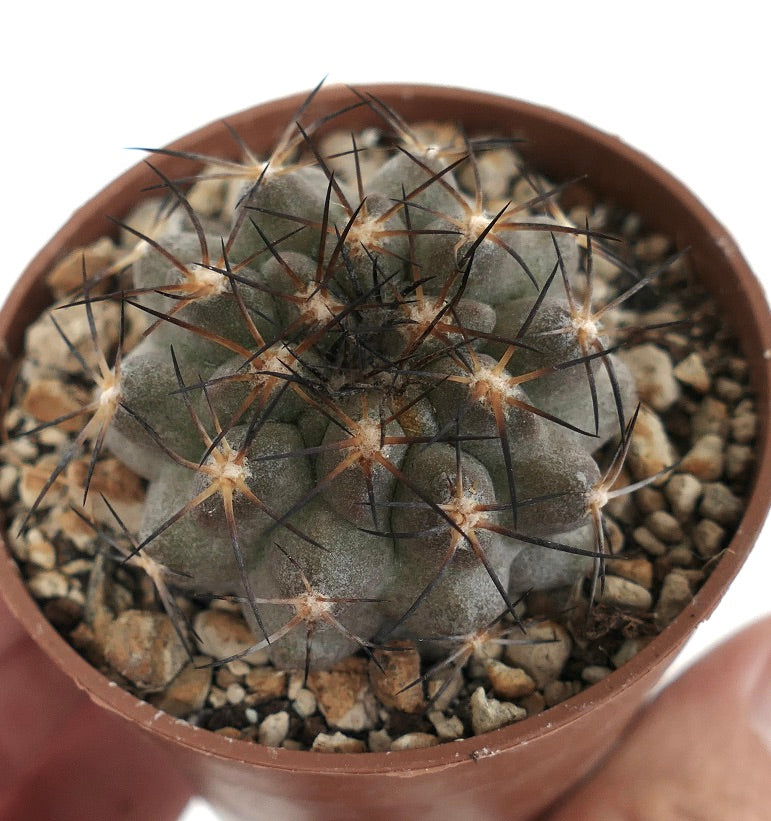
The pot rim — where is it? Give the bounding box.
[2,83,770,776]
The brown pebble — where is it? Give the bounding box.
[306,657,378,731]
[699,483,743,525]
[504,620,571,689]
[369,640,425,713]
[66,457,145,533]
[632,526,667,556]
[634,486,667,514]
[19,458,68,512]
[484,659,536,700]
[368,729,393,752]
[598,576,653,611]
[645,510,684,543]
[390,732,440,751]
[673,352,711,393]
[543,680,581,708]
[193,610,264,663]
[244,667,288,704]
[625,406,679,486]
[714,377,743,402]
[311,732,366,754]
[46,239,115,297]
[214,727,242,740]
[151,660,212,717]
[656,572,693,627]
[724,444,754,479]
[691,397,729,441]
[692,518,726,558]
[680,435,724,482]
[21,379,89,433]
[103,610,188,691]
[604,557,654,589]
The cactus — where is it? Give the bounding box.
[20,86,672,676]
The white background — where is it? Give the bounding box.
[0,3,767,819]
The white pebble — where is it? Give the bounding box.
[226,683,246,705]
[27,570,69,598]
[292,688,317,719]
[258,712,290,747]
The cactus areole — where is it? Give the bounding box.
[1,86,769,819]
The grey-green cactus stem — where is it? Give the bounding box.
[22,88,664,676]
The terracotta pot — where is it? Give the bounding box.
[1,85,770,821]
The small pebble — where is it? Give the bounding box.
[245,708,259,725]
[208,687,228,709]
[598,576,653,611]
[214,727,241,740]
[0,464,18,501]
[26,536,57,570]
[656,572,693,627]
[667,544,696,567]
[673,352,711,393]
[292,688,317,719]
[244,667,288,704]
[215,667,239,689]
[391,732,440,751]
[427,711,465,740]
[645,510,684,543]
[699,483,743,525]
[258,711,290,747]
[102,610,188,691]
[619,344,680,412]
[368,729,393,752]
[714,377,743,402]
[426,674,464,712]
[625,406,679,485]
[193,610,266,664]
[19,458,67,511]
[724,444,754,480]
[27,569,69,599]
[151,660,211,718]
[307,658,379,732]
[485,660,537,700]
[226,659,252,678]
[634,486,667,514]
[730,411,757,444]
[604,557,653,589]
[312,732,366,754]
[680,435,724,482]
[543,680,582,708]
[691,397,729,440]
[45,238,116,297]
[504,620,572,688]
[369,640,425,713]
[581,665,612,684]
[21,378,87,433]
[632,526,667,557]
[520,691,547,717]
[470,687,526,735]
[226,683,246,705]
[692,518,726,558]
[612,638,651,669]
[665,474,702,521]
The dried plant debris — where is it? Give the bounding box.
[0,86,757,751]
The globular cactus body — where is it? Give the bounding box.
[48,89,647,673]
